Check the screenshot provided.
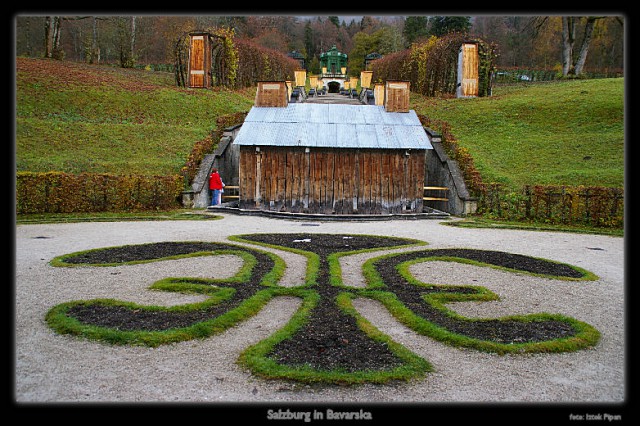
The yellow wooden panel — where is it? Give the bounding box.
[462,43,479,97]
[294,69,306,87]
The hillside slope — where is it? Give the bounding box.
[412,78,625,190]
[15,58,255,176]
[16,59,624,192]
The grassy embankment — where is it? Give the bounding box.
[15,57,255,176]
[411,78,625,191]
[17,58,624,189]
[16,58,624,232]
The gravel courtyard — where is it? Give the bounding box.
[14,214,625,418]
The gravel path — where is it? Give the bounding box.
[14,214,625,419]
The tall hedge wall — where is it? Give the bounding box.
[480,184,624,228]
[16,172,183,214]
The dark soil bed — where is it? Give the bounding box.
[62,234,586,373]
[65,242,274,331]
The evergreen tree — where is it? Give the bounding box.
[304,21,314,60]
[429,16,471,37]
[403,16,429,46]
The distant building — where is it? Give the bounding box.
[364,52,382,70]
[287,50,306,69]
[319,45,348,92]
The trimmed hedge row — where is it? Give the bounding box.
[174,29,299,89]
[17,111,250,215]
[16,171,183,214]
[181,111,248,185]
[479,183,624,228]
[418,113,486,195]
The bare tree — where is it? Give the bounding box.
[44,16,63,59]
[115,16,137,67]
[130,16,136,65]
[562,16,602,76]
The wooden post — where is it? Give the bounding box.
[255,147,262,207]
[360,71,373,89]
[294,69,307,87]
[373,83,385,106]
[303,147,310,211]
[309,75,318,90]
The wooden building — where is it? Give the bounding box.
[232,82,433,215]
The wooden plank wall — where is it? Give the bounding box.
[255,82,288,107]
[189,34,211,88]
[239,146,425,214]
[384,81,410,112]
[460,43,479,97]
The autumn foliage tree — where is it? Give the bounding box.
[17,15,623,78]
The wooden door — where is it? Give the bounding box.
[459,43,479,97]
[189,35,206,88]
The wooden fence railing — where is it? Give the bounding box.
[423,186,449,202]
[221,185,240,201]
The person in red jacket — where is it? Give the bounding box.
[208,168,225,206]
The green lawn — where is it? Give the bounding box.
[15,58,254,175]
[411,78,625,190]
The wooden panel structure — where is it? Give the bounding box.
[188,33,211,89]
[373,83,385,106]
[360,70,373,89]
[458,42,479,97]
[384,80,410,112]
[239,146,425,214]
[294,69,307,87]
[255,81,289,107]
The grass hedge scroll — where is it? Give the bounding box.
[46,234,599,385]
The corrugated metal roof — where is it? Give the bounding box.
[232,104,432,150]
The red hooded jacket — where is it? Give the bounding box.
[209,171,223,190]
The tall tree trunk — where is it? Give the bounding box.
[574,17,599,75]
[117,16,136,68]
[44,16,56,58]
[562,16,602,76]
[561,17,576,76]
[24,17,32,56]
[52,17,63,59]
[89,16,99,64]
[44,16,64,60]
[130,16,136,66]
